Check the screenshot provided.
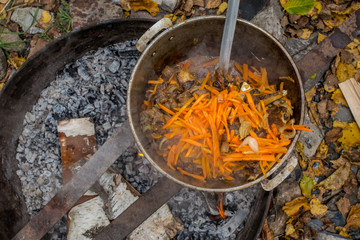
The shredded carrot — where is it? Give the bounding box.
[151,133,162,139]
[289,125,313,132]
[148,78,164,84]
[158,103,175,115]
[144,61,310,182]
[177,167,205,181]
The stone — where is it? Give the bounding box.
[251,0,285,44]
[316,231,348,240]
[284,33,317,61]
[0,49,7,80]
[11,8,45,34]
[0,27,26,52]
[275,181,302,206]
[161,0,180,12]
[70,0,124,29]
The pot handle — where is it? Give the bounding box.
[136,18,173,52]
[260,153,298,191]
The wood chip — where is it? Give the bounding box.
[127,204,184,240]
[339,78,360,127]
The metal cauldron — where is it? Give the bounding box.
[128,16,305,192]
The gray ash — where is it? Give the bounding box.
[15,40,256,240]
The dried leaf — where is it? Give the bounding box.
[129,0,159,16]
[345,203,360,230]
[283,0,316,15]
[323,14,347,31]
[205,0,221,9]
[332,2,360,15]
[285,223,296,236]
[299,28,312,39]
[261,219,274,240]
[331,88,348,106]
[216,2,227,15]
[305,87,316,102]
[310,198,328,217]
[333,121,360,149]
[41,10,52,23]
[337,226,352,238]
[336,61,357,83]
[317,161,350,190]
[315,140,328,159]
[282,197,310,217]
[336,197,351,215]
[330,156,348,169]
[10,57,26,69]
[316,33,326,44]
[324,74,338,93]
[300,175,314,197]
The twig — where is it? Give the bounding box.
[0,0,13,15]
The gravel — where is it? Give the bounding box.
[15,40,257,240]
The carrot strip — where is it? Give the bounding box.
[194,57,219,69]
[181,138,203,147]
[200,72,210,90]
[148,78,164,84]
[163,97,194,129]
[177,167,205,181]
[158,103,175,115]
[151,133,162,139]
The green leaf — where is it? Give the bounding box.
[300,175,314,197]
[283,0,316,15]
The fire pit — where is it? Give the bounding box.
[0,19,272,240]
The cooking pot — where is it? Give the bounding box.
[128,16,305,192]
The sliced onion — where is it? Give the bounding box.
[240,136,259,153]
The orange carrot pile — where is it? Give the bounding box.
[144,60,311,181]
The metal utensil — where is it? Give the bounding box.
[219,0,240,71]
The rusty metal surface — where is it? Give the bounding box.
[298,9,360,91]
[12,121,135,240]
[95,177,183,240]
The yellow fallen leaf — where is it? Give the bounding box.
[332,2,360,15]
[217,2,227,15]
[305,87,316,102]
[282,197,310,217]
[0,4,6,21]
[315,140,328,159]
[0,82,4,91]
[300,175,314,198]
[323,14,347,30]
[41,10,52,23]
[310,198,328,217]
[336,61,357,83]
[337,226,352,238]
[308,159,327,176]
[317,161,350,190]
[130,0,159,16]
[124,11,130,18]
[300,29,312,40]
[285,223,296,236]
[317,33,326,44]
[10,57,26,69]
[345,203,360,230]
[331,88,348,107]
[333,121,360,149]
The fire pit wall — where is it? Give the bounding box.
[0,19,155,239]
